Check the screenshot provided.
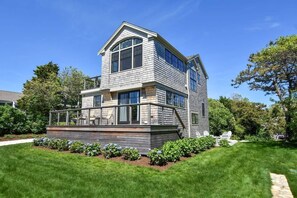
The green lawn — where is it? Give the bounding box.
[0,142,296,197]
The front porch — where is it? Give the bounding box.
[47,103,185,154]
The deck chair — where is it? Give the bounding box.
[102,109,113,125]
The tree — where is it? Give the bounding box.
[59,66,88,108]
[232,35,297,140]
[208,98,235,136]
[18,62,62,122]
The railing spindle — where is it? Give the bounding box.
[66,111,69,126]
[129,105,132,125]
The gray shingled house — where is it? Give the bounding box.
[47,22,209,154]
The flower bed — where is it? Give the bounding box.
[33,136,217,170]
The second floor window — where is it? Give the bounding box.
[190,69,197,92]
[111,38,143,73]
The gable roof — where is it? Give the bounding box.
[0,90,22,103]
[187,54,209,79]
[98,21,187,60]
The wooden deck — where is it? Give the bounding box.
[47,125,181,154]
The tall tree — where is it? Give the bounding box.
[232,35,297,140]
[18,62,62,120]
[59,66,88,108]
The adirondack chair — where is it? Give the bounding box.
[220,131,232,140]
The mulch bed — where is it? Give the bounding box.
[0,134,45,142]
[34,146,192,171]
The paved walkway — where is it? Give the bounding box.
[270,173,294,198]
[0,139,34,147]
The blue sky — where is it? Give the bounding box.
[0,0,296,105]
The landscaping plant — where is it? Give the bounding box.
[84,142,101,157]
[121,147,141,161]
[147,148,167,166]
[102,143,122,159]
[175,139,193,157]
[69,141,85,153]
[162,141,181,162]
[57,139,70,151]
[219,139,230,147]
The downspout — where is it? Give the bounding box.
[186,68,191,138]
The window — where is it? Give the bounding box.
[93,95,101,107]
[192,113,199,124]
[111,52,119,73]
[111,38,143,72]
[165,49,172,64]
[172,54,178,68]
[166,91,185,108]
[164,48,186,73]
[155,41,165,58]
[202,102,205,117]
[120,48,132,71]
[190,69,197,91]
[134,45,142,68]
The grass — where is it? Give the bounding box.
[0,133,45,141]
[0,142,296,197]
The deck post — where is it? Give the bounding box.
[57,112,60,126]
[66,111,69,126]
[49,112,52,126]
[76,111,79,126]
[172,109,175,125]
[129,105,132,125]
[87,109,90,125]
[161,107,164,125]
[100,108,102,125]
[114,106,117,125]
[147,104,151,125]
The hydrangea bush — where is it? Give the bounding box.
[162,141,181,162]
[84,142,101,156]
[147,148,167,166]
[121,147,141,161]
[69,141,84,153]
[102,143,122,159]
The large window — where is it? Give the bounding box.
[111,38,143,72]
[190,69,197,91]
[164,48,186,73]
[166,91,185,108]
[192,113,199,124]
[197,72,201,85]
[93,95,101,107]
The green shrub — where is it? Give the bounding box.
[0,105,28,136]
[162,141,181,162]
[48,138,60,149]
[69,141,85,153]
[33,138,43,146]
[244,135,272,142]
[102,143,122,159]
[57,139,70,151]
[84,142,101,156]
[121,147,141,161]
[147,148,167,166]
[175,139,193,157]
[219,139,230,147]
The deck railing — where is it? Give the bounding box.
[49,103,186,131]
[83,76,101,90]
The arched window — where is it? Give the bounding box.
[111,38,143,73]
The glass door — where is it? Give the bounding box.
[118,90,140,124]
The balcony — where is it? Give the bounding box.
[83,76,101,90]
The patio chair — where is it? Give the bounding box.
[220,131,232,140]
[101,109,113,125]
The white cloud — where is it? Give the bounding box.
[245,16,281,31]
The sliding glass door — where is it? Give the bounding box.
[118,90,140,124]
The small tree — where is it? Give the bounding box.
[59,66,88,108]
[208,98,235,136]
[232,35,297,140]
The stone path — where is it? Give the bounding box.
[270,173,294,198]
[0,139,34,147]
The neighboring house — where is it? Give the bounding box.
[81,22,209,137]
[0,90,22,108]
[47,22,209,153]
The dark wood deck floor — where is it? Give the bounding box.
[47,125,181,154]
